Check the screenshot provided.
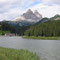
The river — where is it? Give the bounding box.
[0,36,60,60]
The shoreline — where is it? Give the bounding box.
[0,36,60,40]
[24,36,59,40]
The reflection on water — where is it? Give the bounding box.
[0,36,60,60]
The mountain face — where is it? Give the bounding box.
[13,9,42,23]
[34,10,42,19]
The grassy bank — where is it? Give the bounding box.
[0,47,39,60]
[24,36,59,40]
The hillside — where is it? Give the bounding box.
[25,20,60,37]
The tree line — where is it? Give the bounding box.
[0,22,29,35]
[24,20,60,37]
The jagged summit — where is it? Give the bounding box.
[34,10,42,19]
[26,9,33,13]
[13,9,42,23]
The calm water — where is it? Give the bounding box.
[0,36,60,60]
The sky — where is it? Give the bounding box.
[0,0,60,21]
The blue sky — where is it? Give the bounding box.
[24,0,42,9]
[0,0,60,21]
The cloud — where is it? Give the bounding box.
[0,7,25,21]
[29,4,60,18]
[51,0,60,4]
[0,0,60,21]
[0,0,28,21]
[42,0,60,5]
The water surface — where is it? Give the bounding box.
[0,36,60,60]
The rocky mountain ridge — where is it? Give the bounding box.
[13,9,42,23]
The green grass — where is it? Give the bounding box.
[0,47,39,60]
[0,30,10,35]
[24,36,59,40]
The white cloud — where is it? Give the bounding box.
[0,0,60,21]
[0,7,25,21]
[29,4,60,18]
[0,0,28,21]
[42,0,60,5]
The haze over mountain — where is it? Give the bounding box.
[13,9,42,23]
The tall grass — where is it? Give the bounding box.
[0,47,39,60]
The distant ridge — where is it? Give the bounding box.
[1,14,60,26]
[50,14,60,20]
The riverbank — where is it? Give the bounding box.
[24,36,59,40]
[0,47,39,60]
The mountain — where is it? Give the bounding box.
[36,14,60,24]
[2,14,60,26]
[50,14,60,20]
[34,10,42,19]
[37,17,49,24]
[13,9,42,23]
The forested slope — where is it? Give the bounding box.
[25,20,60,37]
